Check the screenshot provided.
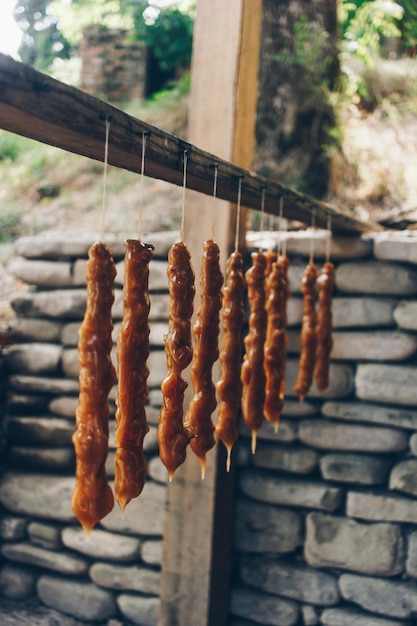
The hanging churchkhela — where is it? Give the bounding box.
[114,239,154,513]
[158,152,195,480]
[72,241,116,534]
[314,260,334,391]
[293,259,318,401]
[184,239,223,478]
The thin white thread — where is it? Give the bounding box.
[138,131,147,241]
[211,163,218,240]
[234,177,243,253]
[326,212,332,262]
[180,150,188,243]
[101,117,111,242]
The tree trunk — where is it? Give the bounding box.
[254,0,339,199]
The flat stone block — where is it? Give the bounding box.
[406,531,417,577]
[320,453,389,484]
[286,359,354,400]
[332,296,396,328]
[61,322,80,346]
[90,562,160,594]
[1,542,88,576]
[322,401,417,430]
[0,516,27,541]
[347,491,417,523]
[239,419,298,445]
[6,343,62,374]
[62,527,141,562]
[336,261,417,295]
[141,540,163,566]
[7,446,75,470]
[239,468,342,511]
[27,521,61,550]
[0,563,36,600]
[148,456,168,484]
[394,300,417,330]
[356,364,417,406]
[6,416,74,446]
[37,575,117,622]
[11,289,87,319]
[252,444,319,474]
[234,499,302,554]
[148,350,167,388]
[117,594,159,626]
[9,375,79,396]
[305,512,404,576]
[49,396,78,418]
[230,586,299,626]
[8,317,63,342]
[390,460,417,496]
[374,232,417,264]
[330,331,417,361]
[9,257,74,287]
[281,400,318,418]
[239,554,339,605]
[339,573,417,619]
[299,419,408,453]
[321,607,407,626]
[115,258,169,291]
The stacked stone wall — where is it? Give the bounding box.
[2,230,417,625]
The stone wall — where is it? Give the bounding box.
[2,230,417,625]
[79,25,147,102]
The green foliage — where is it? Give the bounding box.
[0,210,23,243]
[399,0,417,52]
[0,132,30,162]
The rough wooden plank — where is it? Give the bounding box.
[0,52,380,234]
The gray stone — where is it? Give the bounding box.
[239,419,298,444]
[301,605,319,626]
[320,453,389,484]
[141,540,163,566]
[148,388,163,406]
[347,491,417,523]
[117,593,159,626]
[357,364,417,406]
[234,500,302,554]
[390,460,417,496]
[406,531,417,577]
[240,554,339,605]
[89,562,160,594]
[148,293,169,320]
[148,350,167,388]
[230,586,299,626]
[330,331,417,361]
[7,393,49,412]
[322,401,417,430]
[61,322,80,346]
[252,444,319,474]
[332,296,396,328]
[101,480,166,535]
[115,259,169,291]
[7,446,75,470]
[299,419,408,452]
[0,473,75,522]
[305,513,404,576]
[340,572,417,618]
[374,231,417,264]
[62,346,117,379]
[49,396,78,417]
[0,563,36,600]
[1,542,88,575]
[150,322,169,346]
[321,607,407,626]
[0,516,27,541]
[148,456,168,484]
[281,400,318,418]
[410,433,417,456]
[14,234,93,260]
[6,416,74,445]
[9,374,79,396]
[286,359,354,400]
[6,343,62,374]
[394,300,417,330]
[9,257,74,287]
[27,522,61,550]
[10,289,87,319]
[286,297,303,326]
[8,317,63,342]
[37,574,117,621]
[288,262,308,294]
[239,469,342,511]
[62,527,141,562]
[336,261,417,295]
[277,231,372,260]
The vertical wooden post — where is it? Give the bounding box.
[158,2,262,625]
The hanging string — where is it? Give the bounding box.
[259,187,266,252]
[234,176,243,253]
[180,150,188,243]
[325,212,332,262]
[309,209,316,264]
[101,116,111,242]
[211,163,219,240]
[138,130,149,241]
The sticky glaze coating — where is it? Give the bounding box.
[72,242,116,534]
[314,261,334,392]
[263,255,290,431]
[215,251,246,471]
[115,239,154,513]
[158,242,195,480]
[241,251,268,453]
[184,240,223,478]
[293,262,319,402]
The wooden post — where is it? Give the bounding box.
[158,2,262,626]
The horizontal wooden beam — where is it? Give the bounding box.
[0,53,381,234]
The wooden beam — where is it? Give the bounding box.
[0,53,381,234]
